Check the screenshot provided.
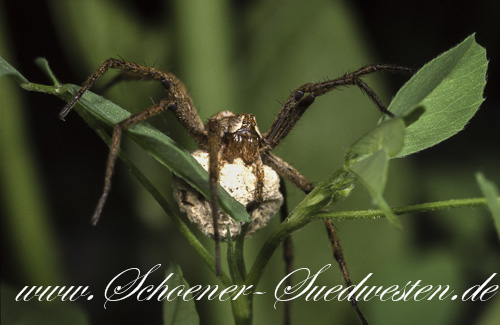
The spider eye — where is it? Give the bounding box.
[301,94,315,105]
[294,90,305,101]
[161,79,172,90]
[238,114,257,131]
[169,102,179,111]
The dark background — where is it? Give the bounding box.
[1,0,499,324]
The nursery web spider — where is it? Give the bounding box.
[59,59,411,324]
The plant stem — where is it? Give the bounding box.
[313,197,491,220]
[246,208,308,287]
[246,196,493,289]
[231,293,253,325]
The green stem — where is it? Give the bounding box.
[246,196,492,289]
[231,293,252,325]
[245,208,308,287]
[313,197,491,220]
[235,223,249,280]
[21,81,61,95]
[228,225,252,323]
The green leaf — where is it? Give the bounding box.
[349,149,402,228]
[342,34,488,228]
[67,88,250,222]
[0,55,251,223]
[345,117,406,228]
[349,149,389,196]
[387,34,488,157]
[0,56,28,85]
[476,173,500,241]
[345,117,406,166]
[293,117,406,227]
[163,264,200,325]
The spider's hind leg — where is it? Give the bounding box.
[58,58,209,232]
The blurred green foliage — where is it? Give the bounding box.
[1,0,499,324]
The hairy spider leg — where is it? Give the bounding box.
[264,64,412,149]
[262,64,412,324]
[267,149,369,322]
[92,98,177,225]
[206,118,222,275]
[57,59,250,277]
[278,177,293,325]
[268,158,368,323]
[60,58,206,144]
[263,152,314,193]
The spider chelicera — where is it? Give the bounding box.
[59,58,411,323]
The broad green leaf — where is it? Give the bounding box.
[387,34,487,157]
[345,117,406,166]
[0,55,251,223]
[342,34,488,228]
[163,264,200,325]
[476,173,500,241]
[344,117,406,228]
[295,117,406,227]
[349,149,389,196]
[349,149,401,228]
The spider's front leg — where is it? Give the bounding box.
[59,58,207,222]
[263,64,412,324]
[264,64,412,149]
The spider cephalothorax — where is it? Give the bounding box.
[218,112,263,166]
[174,111,280,239]
[59,58,411,323]
[213,112,265,201]
[172,148,282,239]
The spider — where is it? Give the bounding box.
[59,58,411,323]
